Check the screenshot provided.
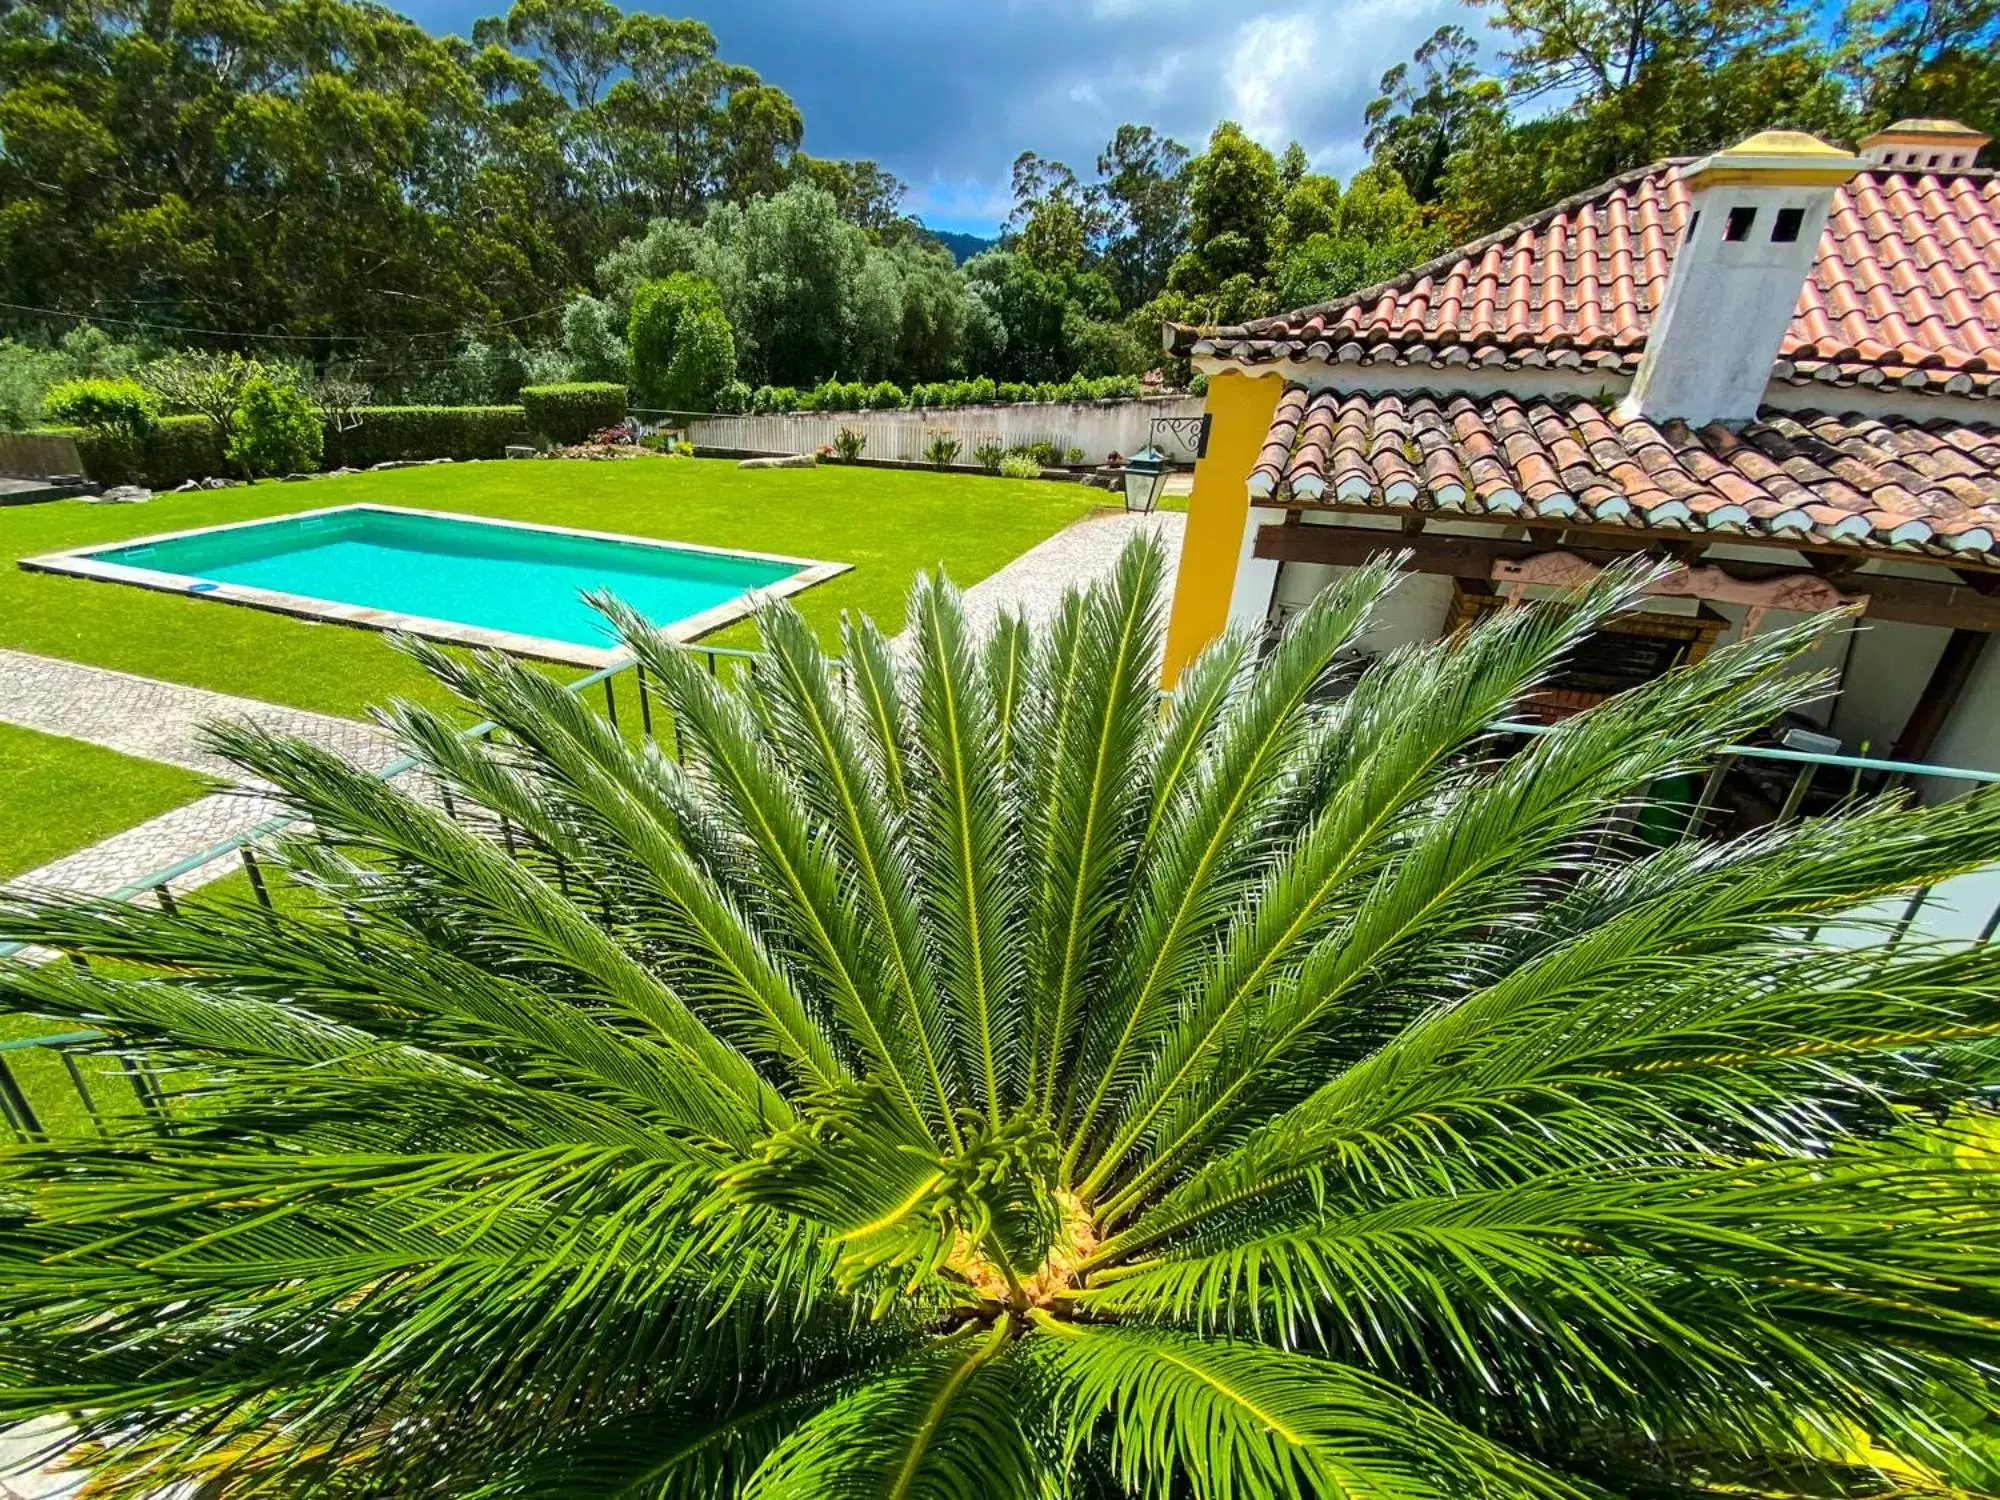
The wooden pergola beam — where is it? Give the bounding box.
[1253,524,2000,633]
[1275,499,2000,577]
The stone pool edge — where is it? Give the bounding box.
[19,502,853,670]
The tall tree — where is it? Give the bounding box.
[1837,0,2000,141]
[1364,25,1506,203]
[1096,124,1191,310]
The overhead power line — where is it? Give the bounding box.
[0,298,568,344]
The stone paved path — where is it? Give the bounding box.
[952,507,1185,639]
[0,650,389,781]
[0,650,395,900]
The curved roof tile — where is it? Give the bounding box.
[1263,386,2000,560]
[1176,162,2000,399]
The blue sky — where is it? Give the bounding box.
[397,0,1477,235]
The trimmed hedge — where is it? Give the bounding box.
[519,383,627,445]
[323,406,524,468]
[67,407,525,486]
[744,373,1147,415]
[69,415,229,488]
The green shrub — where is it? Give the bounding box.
[322,407,524,467]
[923,431,961,469]
[65,429,143,485]
[41,378,156,438]
[628,274,734,411]
[227,375,322,478]
[519,383,627,446]
[665,307,736,411]
[999,452,1041,479]
[866,380,905,410]
[751,385,799,414]
[833,427,866,462]
[145,414,230,485]
[713,380,753,414]
[998,382,1033,404]
[1189,372,1209,397]
[973,440,1006,474]
[1011,440,1065,468]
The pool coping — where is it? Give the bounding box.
[21,502,853,668]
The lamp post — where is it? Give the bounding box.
[1122,445,1171,513]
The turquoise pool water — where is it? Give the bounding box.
[88,507,804,650]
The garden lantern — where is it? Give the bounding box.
[1123,445,1171,513]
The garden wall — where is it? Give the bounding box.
[687,396,1204,466]
[0,431,84,477]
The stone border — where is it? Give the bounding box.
[21,503,851,668]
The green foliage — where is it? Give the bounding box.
[322,407,526,468]
[559,295,630,384]
[0,326,146,431]
[998,452,1041,479]
[40,378,157,438]
[227,374,324,478]
[519,382,629,445]
[923,430,962,468]
[833,427,866,462]
[628,274,734,410]
[974,440,1007,474]
[138,351,256,441]
[713,380,754,414]
[5,543,2000,1497]
[866,380,906,410]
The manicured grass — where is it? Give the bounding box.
[0,722,213,881]
[2,459,1101,721]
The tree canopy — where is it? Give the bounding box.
[0,0,1992,409]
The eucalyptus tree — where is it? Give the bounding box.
[5,540,2000,1498]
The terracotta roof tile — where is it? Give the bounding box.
[1265,386,2000,559]
[1175,162,2000,400]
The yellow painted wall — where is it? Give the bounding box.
[1160,369,1285,685]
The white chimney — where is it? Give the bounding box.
[1858,118,1991,172]
[1619,130,1866,429]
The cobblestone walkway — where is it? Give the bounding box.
[0,650,394,899]
[0,650,388,780]
[952,507,1186,639]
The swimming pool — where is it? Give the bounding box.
[25,505,849,665]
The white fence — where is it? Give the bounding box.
[686,396,1204,466]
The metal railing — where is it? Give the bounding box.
[5,667,2000,1141]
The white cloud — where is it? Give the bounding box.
[1228,12,1320,148]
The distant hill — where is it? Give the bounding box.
[924,228,998,264]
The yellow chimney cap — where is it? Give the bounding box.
[1682,130,1868,191]
[1860,118,1991,149]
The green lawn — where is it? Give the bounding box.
[0,722,213,881]
[2,459,1102,721]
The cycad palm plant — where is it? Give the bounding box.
[5,538,2000,1499]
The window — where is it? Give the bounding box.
[1724,205,1757,241]
[1771,207,1805,243]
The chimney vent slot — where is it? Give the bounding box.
[1724,206,1758,241]
[1771,207,1805,243]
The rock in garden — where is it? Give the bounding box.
[737,453,817,470]
[90,484,153,504]
[200,477,237,489]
